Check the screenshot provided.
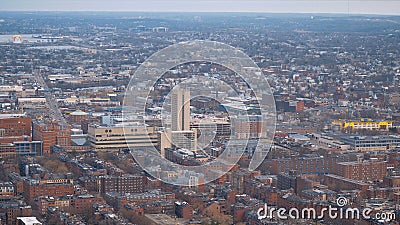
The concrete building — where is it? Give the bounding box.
[100,114,123,126]
[171,89,190,131]
[14,141,42,156]
[190,118,231,140]
[166,88,198,153]
[88,124,158,151]
[311,133,350,150]
[171,130,197,152]
[340,135,400,151]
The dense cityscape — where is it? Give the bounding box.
[0,11,400,225]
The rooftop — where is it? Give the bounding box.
[17,217,42,225]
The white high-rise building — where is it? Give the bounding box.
[171,89,190,131]
[161,88,198,153]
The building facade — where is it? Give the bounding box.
[333,119,393,131]
[336,158,387,182]
[171,89,190,131]
[88,124,158,151]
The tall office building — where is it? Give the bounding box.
[164,88,198,152]
[171,89,190,131]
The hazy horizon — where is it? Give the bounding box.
[1,0,399,16]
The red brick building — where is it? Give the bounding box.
[32,120,71,155]
[233,204,249,223]
[71,194,104,210]
[0,117,31,137]
[23,178,74,203]
[296,101,305,112]
[267,155,352,175]
[0,203,32,225]
[0,144,16,159]
[0,182,15,199]
[0,117,32,154]
[100,175,147,195]
[0,136,31,145]
[232,115,263,139]
[175,202,193,220]
[323,174,369,195]
[336,158,387,182]
[68,110,89,124]
[38,196,71,215]
[124,203,145,216]
[384,176,400,188]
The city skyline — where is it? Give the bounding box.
[1,10,400,225]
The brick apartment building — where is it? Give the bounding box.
[71,194,104,211]
[0,116,36,158]
[267,154,353,175]
[37,194,104,215]
[0,182,15,199]
[335,158,387,182]
[0,117,31,138]
[32,120,71,155]
[0,144,17,159]
[23,178,74,203]
[323,174,370,194]
[175,201,193,220]
[232,115,263,139]
[0,202,32,225]
[100,175,147,195]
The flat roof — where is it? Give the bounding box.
[0,113,26,118]
[337,160,384,166]
[145,214,178,225]
[325,174,369,186]
[17,217,42,225]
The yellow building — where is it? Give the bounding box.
[333,119,393,131]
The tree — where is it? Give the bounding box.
[203,205,233,225]
[37,156,69,174]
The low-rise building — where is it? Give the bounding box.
[340,135,400,151]
[333,119,393,131]
[88,124,158,151]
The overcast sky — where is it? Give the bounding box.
[1,0,399,15]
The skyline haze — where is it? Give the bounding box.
[1,0,400,15]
